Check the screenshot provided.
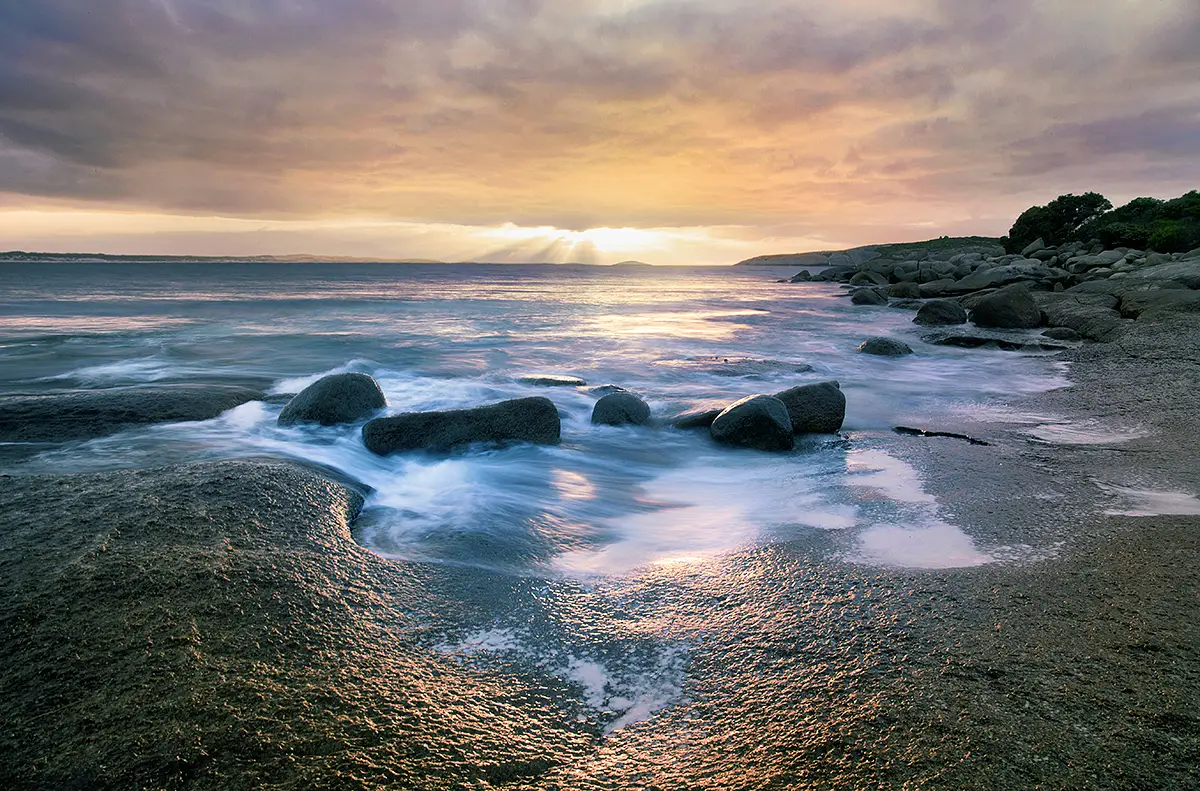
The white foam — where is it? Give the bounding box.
[1098,484,1200,517]
[48,357,208,385]
[846,449,937,504]
[850,520,993,569]
[1026,422,1149,445]
[437,629,686,734]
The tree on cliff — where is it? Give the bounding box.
[1005,192,1113,253]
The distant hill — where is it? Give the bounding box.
[0,251,443,264]
[611,260,653,267]
[735,236,1003,266]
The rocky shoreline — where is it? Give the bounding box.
[1,262,1198,789]
[790,238,1200,346]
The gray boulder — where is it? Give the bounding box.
[918,279,957,298]
[850,288,888,306]
[362,397,561,455]
[1034,293,1126,342]
[1021,238,1046,256]
[592,392,652,427]
[858,338,914,357]
[709,395,794,451]
[278,373,387,427]
[914,299,967,326]
[789,270,812,282]
[970,284,1042,329]
[0,385,265,444]
[948,260,1052,292]
[773,381,846,434]
[850,271,888,287]
[887,281,922,299]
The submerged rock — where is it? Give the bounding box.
[913,299,967,326]
[924,333,1069,352]
[362,397,561,455]
[970,284,1042,329]
[278,373,387,427]
[592,392,652,427]
[709,395,794,451]
[0,385,265,443]
[858,338,914,357]
[518,374,587,387]
[773,381,846,434]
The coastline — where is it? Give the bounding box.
[1,297,1198,789]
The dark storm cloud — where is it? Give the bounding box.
[0,0,1197,229]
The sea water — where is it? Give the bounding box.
[0,262,1072,577]
[3,261,1084,736]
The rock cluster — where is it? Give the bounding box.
[791,240,1200,342]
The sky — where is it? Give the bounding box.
[0,0,1198,265]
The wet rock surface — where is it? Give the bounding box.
[857,337,914,357]
[773,380,846,434]
[363,396,561,454]
[0,385,264,443]
[709,394,794,451]
[969,284,1042,329]
[591,392,652,427]
[277,372,387,427]
[913,299,967,326]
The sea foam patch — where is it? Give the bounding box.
[1097,483,1200,517]
[437,628,687,734]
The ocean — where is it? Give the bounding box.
[0,261,1073,744]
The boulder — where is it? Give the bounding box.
[789,270,812,282]
[850,288,888,306]
[773,381,846,434]
[947,260,1053,292]
[362,397,561,455]
[709,395,794,451]
[278,373,387,427]
[887,282,922,299]
[518,374,587,387]
[0,385,265,444]
[591,392,652,427]
[1034,293,1126,342]
[850,271,888,287]
[918,279,957,298]
[970,284,1042,329]
[1021,238,1046,256]
[913,299,967,326]
[858,338,914,357]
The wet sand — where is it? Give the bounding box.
[1,316,1197,790]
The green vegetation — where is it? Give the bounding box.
[1005,190,1200,254]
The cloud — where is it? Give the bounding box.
[0,0,1197,250]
